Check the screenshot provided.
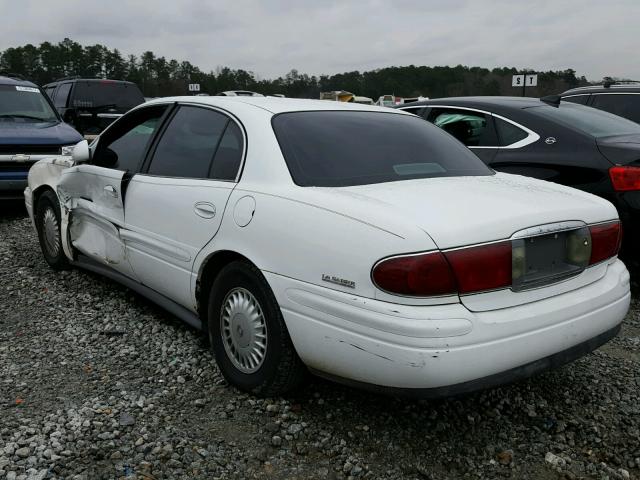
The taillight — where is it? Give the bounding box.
[589,221,622,265]
[609,166,640,191]
[372,241,512,297]
[372,251,457,296]
[373,223,621,298]
[445,241,512,294]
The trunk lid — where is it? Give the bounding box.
[596,134,640,166]
[335,173,617,250]
[326,173,618,310]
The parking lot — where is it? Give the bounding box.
[0,202,638,480]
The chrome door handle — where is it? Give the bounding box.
[194,201,216,219]
[104,185,118,198]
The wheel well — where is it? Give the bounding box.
[32,185,56,211]
[196,250,253,327]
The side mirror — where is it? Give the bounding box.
[71,140,90,164]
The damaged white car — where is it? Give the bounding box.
[25,97,630,397]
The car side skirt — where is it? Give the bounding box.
[71,254,203,331]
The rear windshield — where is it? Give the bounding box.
[272,111,493,187]
[0,84,58,122]
[527,102,640,138]
[70,81,145,112]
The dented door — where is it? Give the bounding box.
[57,164,137,279]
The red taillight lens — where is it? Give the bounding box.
[372,241,513,297]
[589,221,622,265]
[609,166,640,191]
[372,251,457,296]
[444,241,512,294]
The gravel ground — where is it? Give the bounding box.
[1,203,639,480]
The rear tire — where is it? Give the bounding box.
[35,190,69,270]
[208,261,306,396]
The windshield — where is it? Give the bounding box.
[71,81,145,112]
[0,84,58,122]
[527,102,640,138]
[272,111,493,187]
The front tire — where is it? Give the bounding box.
[35,190,69,270]
[208,261,306,396]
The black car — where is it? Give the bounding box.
[43,78,145,137]
[560,81,640,124]
[398,96,640,263]
[0,74,82,200]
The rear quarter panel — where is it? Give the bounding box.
[488,110,614,197]
[192,183,449,304]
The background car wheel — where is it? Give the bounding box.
[35,190,69,270]
[208,260,306,396]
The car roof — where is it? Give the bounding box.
[561,84,640,95]
[143,96,408,115]
[0,75,39,88]
[399,96,544,110]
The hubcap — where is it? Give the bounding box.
[220,287,267,373]
[42,208,60,257]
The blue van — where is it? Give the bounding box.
[0,75,82,200]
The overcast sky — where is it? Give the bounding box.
[1,0,638,81]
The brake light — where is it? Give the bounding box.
[372,222,622,298]
[444,242,512,294]
[372,252,457,296]
[609,166,640,191]
[589,221,622,264]
[372,241,513,297]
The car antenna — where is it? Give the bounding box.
[540,95,561,107]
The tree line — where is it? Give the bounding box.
[0,38,589,99]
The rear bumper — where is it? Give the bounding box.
[311,323,621,398]
[265,259,630,394]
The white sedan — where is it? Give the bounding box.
[24,96,630,397]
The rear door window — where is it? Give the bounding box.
[54,83,72,108]
[210,121,244,181]
[147,106,229,179]
[590,94,640,123]
[44,87,55,101]
[428,108,498,146]
[494,117,529,146]
[272,111,493,187]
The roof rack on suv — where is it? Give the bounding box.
[51,76,84,82]
[602,77,640,88]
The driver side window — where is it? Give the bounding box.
[93,105,168,172]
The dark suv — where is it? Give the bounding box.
[43,78,145,137]
[0,74,82,200]
[560,81,640,124]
